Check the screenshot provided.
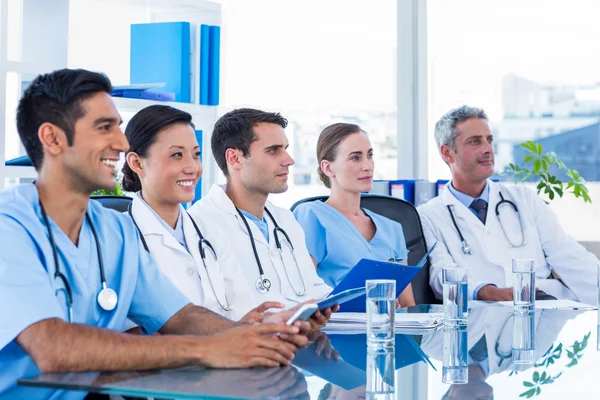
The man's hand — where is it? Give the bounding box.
[262,312,310,349]
[239,302,285,324]
[200,324,302,368]
[477,285,513,301]
[307,305,339,331]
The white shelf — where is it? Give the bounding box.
[3,166,37,179]
[112,97,218,119]
[96,0,221,13]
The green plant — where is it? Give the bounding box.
[506,141,591,203]
[91,175,124,196]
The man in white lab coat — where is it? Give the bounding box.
[418,105,598,304]
[189,108,334,327]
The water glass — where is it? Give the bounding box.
[442,324,468,384]
[366,279,396,348]
[366,347,395,400]
[442,266,468,325]
[513,259,535,312]
[512,310,535,364]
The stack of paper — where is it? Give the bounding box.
[324,312,444,334]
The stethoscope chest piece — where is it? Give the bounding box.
[97,285,118,311]
[256,276,272,294]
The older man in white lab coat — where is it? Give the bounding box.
[418,105,598,304]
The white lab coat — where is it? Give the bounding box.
[418,180,598,305]
[127,195,256,321]
[188,184,332,309]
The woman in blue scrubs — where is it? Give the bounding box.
[294,123,415,307]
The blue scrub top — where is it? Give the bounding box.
[0,184,191,400]
[293,200,409,288]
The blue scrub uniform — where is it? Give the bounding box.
[294,200,409,288]
[0,184,191,399]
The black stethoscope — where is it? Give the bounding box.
[40,201,118,323]
[235,207,307,296]
[127,203,232,312]
[447,192,526,255]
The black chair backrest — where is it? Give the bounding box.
[291,194,439,305]
[91,195,133,213]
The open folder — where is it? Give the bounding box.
[329,242,437,312]
[330,260,421,312]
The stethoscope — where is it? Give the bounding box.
[235,207,307,296]
[40,201,118,323]
[447,192,526,255]
[127,203,232,312]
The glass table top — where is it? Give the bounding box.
[17,302,600,399]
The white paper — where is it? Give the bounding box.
[329,312,444,328]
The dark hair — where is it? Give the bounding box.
[121,105,194,192]
[16,68,112,170]
[316,123,366,188]
[211,108,288,176]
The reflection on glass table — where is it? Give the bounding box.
[17,303,600,399]
[422,303,595,399]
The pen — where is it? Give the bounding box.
[553,306,597,311]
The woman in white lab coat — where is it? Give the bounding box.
[121,105,282,323]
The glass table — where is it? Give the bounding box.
[17,302,600,399]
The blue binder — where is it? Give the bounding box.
[330,259,422,312]
[130,22,191,102]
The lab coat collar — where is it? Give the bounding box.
[441,180,494,227]
[130,195,193,256]
[205,183,270,246]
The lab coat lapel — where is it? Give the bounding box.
[131,196,189,257]
[206,184,269,247]
[441,182,484,228]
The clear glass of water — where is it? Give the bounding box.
[442,266,468,325]
[512,310,535,364]
[442,324,468,384]
[366,346,395,400]
[366,279,396,348]
[513,259,535,312]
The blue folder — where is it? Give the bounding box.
[130,22,191,102]
[330,259,422,312]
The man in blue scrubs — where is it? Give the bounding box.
[0,69,309,399]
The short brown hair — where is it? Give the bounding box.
[316,123,366,188]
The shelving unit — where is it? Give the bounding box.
[0,0,223,196]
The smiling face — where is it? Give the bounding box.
[61,92,128,193]
[321,132,374,194]
[238,122,295,195]
[441,117,495,184]
[135,122,202,206]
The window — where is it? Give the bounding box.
[427,0,600,240]
[221,0,397,208]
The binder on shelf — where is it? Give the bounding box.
[193,130,203,204]
[130,22,191,103]
[369,180,390,196]
[199,24,221,106]
[414,180,436,207]
[436,179,449,196]
[199,24,210,105]
[389,179,415,203]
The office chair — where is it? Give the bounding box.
[291,194,440,305]
[91,195,133,213]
